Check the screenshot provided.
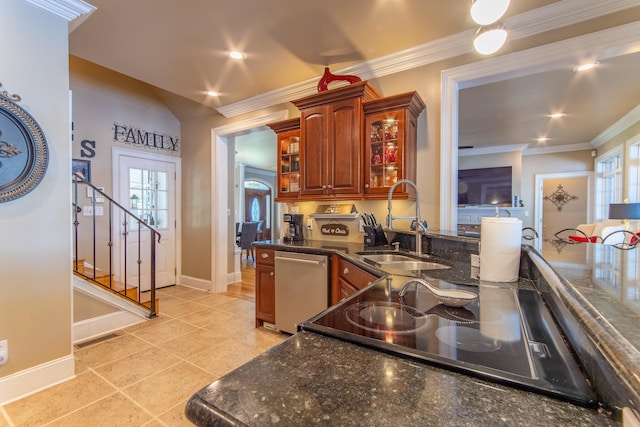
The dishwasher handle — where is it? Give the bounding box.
[275,256,325,266]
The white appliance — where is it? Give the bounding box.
[274,251,329,334]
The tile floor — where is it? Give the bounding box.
[0,285,286,426]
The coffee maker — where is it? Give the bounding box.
[283,213,304,241]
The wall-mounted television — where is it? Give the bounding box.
[458,166,512,206]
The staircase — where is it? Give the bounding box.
[73,259,158,312]
[72,173,160,318]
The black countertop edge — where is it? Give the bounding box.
[185,331,619,427]
[525,247,640,414]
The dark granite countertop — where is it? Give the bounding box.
[186,234,640,426]
[186,331,617,426]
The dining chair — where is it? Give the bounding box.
[237,222,259,262]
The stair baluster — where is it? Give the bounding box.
[72,173,160,317]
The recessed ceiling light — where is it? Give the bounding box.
[549,113,565,119]
[207,91,219,97]
[537,137,549,143]
[227,50,246,60]
[572,61,599,72]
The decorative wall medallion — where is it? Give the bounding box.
[544,184,577,211]
[0,83,49,202]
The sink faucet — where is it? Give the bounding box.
[386,179,429,255]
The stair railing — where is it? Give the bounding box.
[72,172,160,317]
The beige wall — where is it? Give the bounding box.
[180,114,217,280]
[521,150,594,228]
[69,57,182,269]
[0,0,72,396]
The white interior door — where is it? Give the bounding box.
[118,155,176,290]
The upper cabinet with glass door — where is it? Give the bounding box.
[267,118,301,202]
[363,92,425,199]
[128,168,168,229]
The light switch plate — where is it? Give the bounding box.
[470,254,480,268]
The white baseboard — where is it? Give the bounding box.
[73,311,145,344]
[180,275,213,292]
[227,271,241,285]
[0,355,75,405]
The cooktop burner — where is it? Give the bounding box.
[301,276,596,407]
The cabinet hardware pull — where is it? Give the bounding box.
[322,185,326,189]
[261,253,269,259]
[327,184,332,189]
[343,268,349,275]
[270,272,274,276]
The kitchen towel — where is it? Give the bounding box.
[479,217,522,282]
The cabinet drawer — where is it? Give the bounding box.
[256,248,275,266]
[337,257,378,290]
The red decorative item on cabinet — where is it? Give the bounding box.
[317,67,362,92]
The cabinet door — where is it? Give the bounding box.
[337,277,359,303]
[276,130,300,201]
[363,91,424,199]
[331,257,380,305]
[300,99,362,199]
[300,105,328,197]
[255,263,275,326]
[329,98,361,196]
[364,109,406,197]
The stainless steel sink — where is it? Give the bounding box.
[360,254,416,263]
[360,253,451,270]
[386,261,450,270]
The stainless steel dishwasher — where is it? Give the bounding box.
[274,251,329,334]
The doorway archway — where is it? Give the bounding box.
[210,110,288,293]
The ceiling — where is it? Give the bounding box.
[68,0,640,169]
[458,49,640,153]
[69,0,557,110]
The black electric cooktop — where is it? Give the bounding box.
[301,276,596,407]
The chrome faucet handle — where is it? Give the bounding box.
[392,242,400,251]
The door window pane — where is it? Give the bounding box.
[129,168,168,230]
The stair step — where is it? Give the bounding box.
[73,271,159,314]
[73,259,85,275]
[140,293,160,313]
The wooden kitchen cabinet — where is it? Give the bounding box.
[292,81,381,200]
[255,248,276,327]
[363,91,425,199]
[267,118,301,201]
[331,255,380,305]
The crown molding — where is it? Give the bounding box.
[457,140,597,158]
[458,144,529,157]
[591,104,640,148]
[22,0,96,33]
[22,0,95,21]
[523,142,594,156]
[442,20,640,90]
[217,0,639,118]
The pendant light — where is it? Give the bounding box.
[473,23,507,55]
[470,0,510,25]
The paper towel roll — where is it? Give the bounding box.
[479,217,522,282]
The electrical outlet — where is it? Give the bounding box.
[307,219,313,230]
[0,339,7,365]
